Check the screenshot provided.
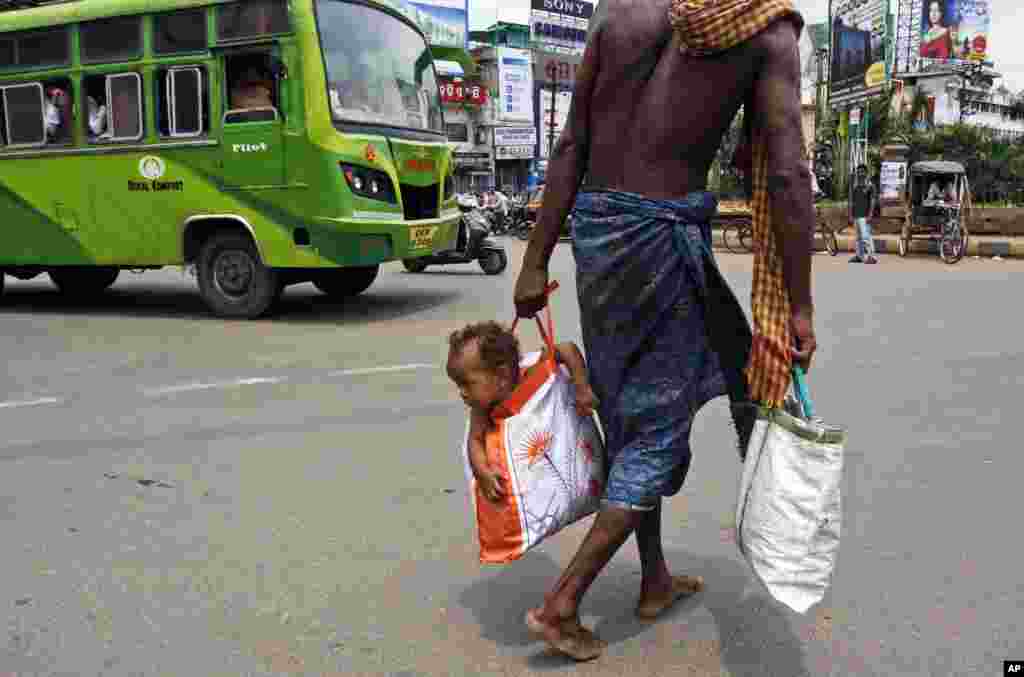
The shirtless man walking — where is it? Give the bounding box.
[514,0,817,661]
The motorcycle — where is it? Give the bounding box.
[402,198,509,275]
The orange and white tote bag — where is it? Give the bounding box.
[462,309,605,564]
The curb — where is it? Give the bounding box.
[710,230,1024,259]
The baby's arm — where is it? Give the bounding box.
[468,407,505,502]
[554,342,598,417]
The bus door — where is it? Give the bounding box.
[220,52,286,188]
[222,109,285,188]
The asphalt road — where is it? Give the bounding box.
[1,243,1022,676]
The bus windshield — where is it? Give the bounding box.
[316,0,443,133]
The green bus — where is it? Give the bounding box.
[0,0,460,317]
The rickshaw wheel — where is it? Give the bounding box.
[939,224,966,264]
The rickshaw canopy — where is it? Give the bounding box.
[911,161,967,175]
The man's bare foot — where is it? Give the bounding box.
[636,575,704,620]
[525,608,606,662]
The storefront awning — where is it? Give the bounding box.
[434,60,465,78]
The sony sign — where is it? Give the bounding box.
[530,0,594,20]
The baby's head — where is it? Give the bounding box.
[447,321,521,411]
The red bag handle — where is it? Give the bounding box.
[511,281,559,364]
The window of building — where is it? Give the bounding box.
[154,9,208,55]
[217,0,289,42]
[158,67,207,137]
[0,29,70,70]
[84,73,143,142]
[81,16,142,63]
[446,122,468,142]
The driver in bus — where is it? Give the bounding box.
[230,65,275,111]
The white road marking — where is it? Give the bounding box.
[3,365,438,409]
[0,397,62,409]
[143,377,283,398]
[328,364,436,378]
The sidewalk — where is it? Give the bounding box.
[710,230,1024,258]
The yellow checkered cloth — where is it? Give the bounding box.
[670,0,804,407]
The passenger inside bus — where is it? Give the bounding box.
[44,85,69,143]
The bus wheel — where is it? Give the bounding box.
[49,267,120,295]
[313,265,380,298]
[197,232,280,319]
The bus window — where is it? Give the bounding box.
[224,54,279,124]
[0,82,46,147]
[216,0,289,42]
[0,28,70,70]
[81,16,142,64]
[317,1,443,133]
[158,67,207,137]
[84,73,143,142]
[154,9,208,55]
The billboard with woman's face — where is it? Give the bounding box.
[919,0,990,62]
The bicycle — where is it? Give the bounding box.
[723,207,841,256]
[817,206,840,256]
[722,219,754,254]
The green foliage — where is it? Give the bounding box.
[870,86,1024,204]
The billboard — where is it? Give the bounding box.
[383,0,468,48]
[497,48,534,123]
[530,0,594,55]
[918,0,989,62]
[830,0,889,107]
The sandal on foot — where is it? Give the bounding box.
[525,609,605,662]
[636,575,705,620]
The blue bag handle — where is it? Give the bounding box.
[792,366,815,420]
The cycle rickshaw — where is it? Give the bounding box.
[899,161,971,264]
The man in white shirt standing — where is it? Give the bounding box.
[493,190,510,230]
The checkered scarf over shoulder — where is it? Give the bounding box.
[670,0,804,407]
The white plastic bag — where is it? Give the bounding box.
[462,312,605,564]
[735,369,846,613]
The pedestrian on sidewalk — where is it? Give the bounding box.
[513,0,816,661]
[849,164,879,264]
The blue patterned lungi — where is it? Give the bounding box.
[572,189,752,511]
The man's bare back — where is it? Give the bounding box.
[582,0,784,198]
[517,0,814,324]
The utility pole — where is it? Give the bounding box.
[547,77,559,161]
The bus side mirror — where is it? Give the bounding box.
[270,58,288,80]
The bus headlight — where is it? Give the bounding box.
[341,164,397,204]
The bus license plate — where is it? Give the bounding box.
[410,226,437,249]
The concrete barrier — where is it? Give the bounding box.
[710,229,1024,258]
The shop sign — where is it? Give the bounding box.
[438,79,488,105]
[494,126,537,147]
[495,145,535,160]
[534,52,583,87]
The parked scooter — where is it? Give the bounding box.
[402,197,509,275]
